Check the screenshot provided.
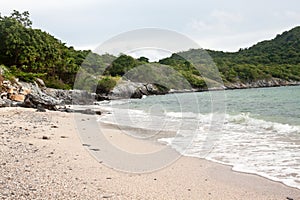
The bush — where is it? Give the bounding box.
[96,76,117,94]
[44,77,72,90]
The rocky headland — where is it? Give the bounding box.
[0,74,299,112]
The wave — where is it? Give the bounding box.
[97,105,300,189]
[157,112,300,190]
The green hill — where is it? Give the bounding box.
[0,10,299,92]
[173,27,300,85]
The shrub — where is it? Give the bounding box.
[96,76,117,94]
[44,77,72,90]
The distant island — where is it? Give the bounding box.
[0,10,299,101]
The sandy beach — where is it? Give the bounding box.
[0,107,299,199]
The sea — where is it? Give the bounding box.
[96,85,300,189]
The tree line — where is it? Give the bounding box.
[1,10,299,92]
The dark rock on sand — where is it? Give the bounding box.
[42,136,50,140]
[36,104,46,112]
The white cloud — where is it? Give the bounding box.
[1,0,300,52]
[193,28,289,52]
[187,10,243,34]
[284,11,300,21]
[211,10,243,23]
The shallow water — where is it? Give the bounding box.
[97,85,300,189]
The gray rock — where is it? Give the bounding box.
[43,88,94,105]
[0,99,6,107]
[35,78,45,88]
[108,81,169,99]
[21,93,62,111]
[0,99,13,107]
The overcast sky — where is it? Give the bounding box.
[1,0,300,52]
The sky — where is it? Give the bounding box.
[1,0,300,53]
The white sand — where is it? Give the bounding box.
[0,107,299,199]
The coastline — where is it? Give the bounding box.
[1,107,299,199]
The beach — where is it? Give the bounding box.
[1,107,299,200]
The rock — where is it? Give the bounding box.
[36,105,46,112]
[102,195,113,198]
[0,92,7,99]
[21,93,61,111]
[81,109,96,115]
[95,110,101,115]
[42,136,50,140]
[43,88,94,105]
[7,88,15,94]
[95,94,110,101]
[19,88,31,95]
[35,78,45,88]
[0,99,6,107]
[108,81,169,99]
[0,99,13,107]
[225,78,300,89]
[109,81,144,99]
[9,94,25,102]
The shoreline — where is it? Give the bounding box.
[95,121,300,191]
[1,107,299,199]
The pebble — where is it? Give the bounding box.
[102,194,113,198]
[42,136,50,140]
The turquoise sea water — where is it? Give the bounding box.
[98,86,300,189]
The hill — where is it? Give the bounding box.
[172,27,300,86]
[0,10,299,94]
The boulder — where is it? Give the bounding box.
[43,88,94,105]
[0,99,13,107]
[22,93,62,110]
[0,99,6,107]
[109,81,144,99]
[108,81,169,99]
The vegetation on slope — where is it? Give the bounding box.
[0,10,299,92]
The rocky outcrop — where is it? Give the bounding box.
[43,88,94,105]
[0,75,299,110]
[225,78,300,89]
[0,77,97,110]
[108,81,169,99]
[21,93,62,110]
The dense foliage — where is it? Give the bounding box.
[0,10,90,89]
[163,27,300,85]
[0,10,299,92]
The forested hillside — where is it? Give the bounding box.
[0,10,92,89]
[0,10,299,92]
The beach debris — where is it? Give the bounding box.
[42,136,50,140]
[101,194,114,199]
[90,148,100,152]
